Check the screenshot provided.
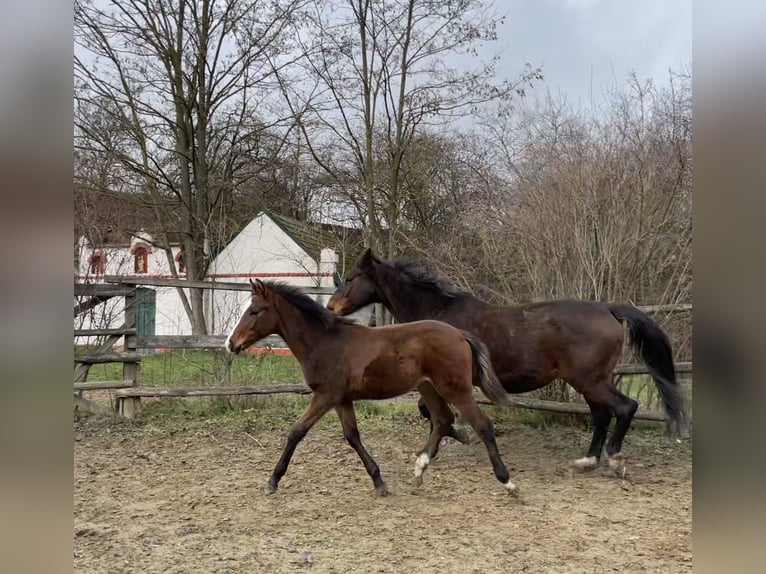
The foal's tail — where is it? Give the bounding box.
[608,304,688,438]
[462,331,511,406]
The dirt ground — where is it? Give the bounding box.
[74,421,692,573]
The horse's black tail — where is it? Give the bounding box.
[608,304,687,438]
[462,331,510,406]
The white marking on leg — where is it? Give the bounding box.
[504,480,517,494]
[572,456,598,469]
[414,453,430,478]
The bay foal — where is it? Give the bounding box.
[226,279,517,496]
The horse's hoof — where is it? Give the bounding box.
[414,474,423,487]
[448,427,469,444]
[265,481,278,495]
[606,453,627,478]
[571,456,598,471]
[375,483,389,497]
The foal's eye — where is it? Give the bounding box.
[250,309,260,317]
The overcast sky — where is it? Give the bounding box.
[487,0,692,108]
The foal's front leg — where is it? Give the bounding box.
[266,394,333,494]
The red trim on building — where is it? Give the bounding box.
[174,251,185,273]
[131,244,151,274]
[87,251,106,275]
[76,272,330,281]
[129,242,153,255]
[208,272,333,279]
[155,347,292,356]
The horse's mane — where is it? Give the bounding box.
[387,258,464,299]
[266,282,353,330]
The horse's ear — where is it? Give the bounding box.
[250,279,266,294]
[360,247,378,268]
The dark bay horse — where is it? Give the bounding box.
[327,249,687,471]
[225,279,518,496]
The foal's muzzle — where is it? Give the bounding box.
[327,297,350,315]
[225,339,242,354]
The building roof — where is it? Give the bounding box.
[265,211,364,274]
[75,188,182,247]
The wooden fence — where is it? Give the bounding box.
[74,277,692,421]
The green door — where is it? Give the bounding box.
[135,288,156,354]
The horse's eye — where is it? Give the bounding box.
[250,309,260,317]
[347,276,355,283]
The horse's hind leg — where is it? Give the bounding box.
[571,398,613,470]
[267,393,334,494]
[576,381,638,475]
[450,396,518,496]
[603,386,638,475]
[418,396,468,445]
[335,402,388,496]
[413,383,455,485]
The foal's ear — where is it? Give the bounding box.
[249,278,267,295]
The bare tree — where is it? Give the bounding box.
[424,70,692,315]
[276,0,540,252]
[74,0,305,333]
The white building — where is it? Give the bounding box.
[75,211,370,339]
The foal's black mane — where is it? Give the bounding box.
[266,282,353,330]
[385,258,464,299]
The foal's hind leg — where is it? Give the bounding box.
[449,396,518,496]
[413,383,456,486]
[335,402,388,496]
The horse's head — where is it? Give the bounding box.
[225,279,279,353]
[327,247,381,316]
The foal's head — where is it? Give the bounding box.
[327,248,382,315]
[225,279,279,354]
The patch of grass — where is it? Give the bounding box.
[76,350,304,387]
[75,393,430,439]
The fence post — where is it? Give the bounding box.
[119,289,141,418]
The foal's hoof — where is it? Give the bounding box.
[504,480,520,497]
[375,483,389,497]
[265,481,278,495]
[413,453,429,487]
[571,456,599,471]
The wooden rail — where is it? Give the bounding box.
[116,384,310,398]
[74,380,135,391]
[109,382,674,422]
[638,303,692,314]
[75,328,137,337]
[74,284,135,297]
[614,361,691,375]
[134,334,285,350]
[74,352,142,364]
[104,275,336,295]
[477,397,668,421]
